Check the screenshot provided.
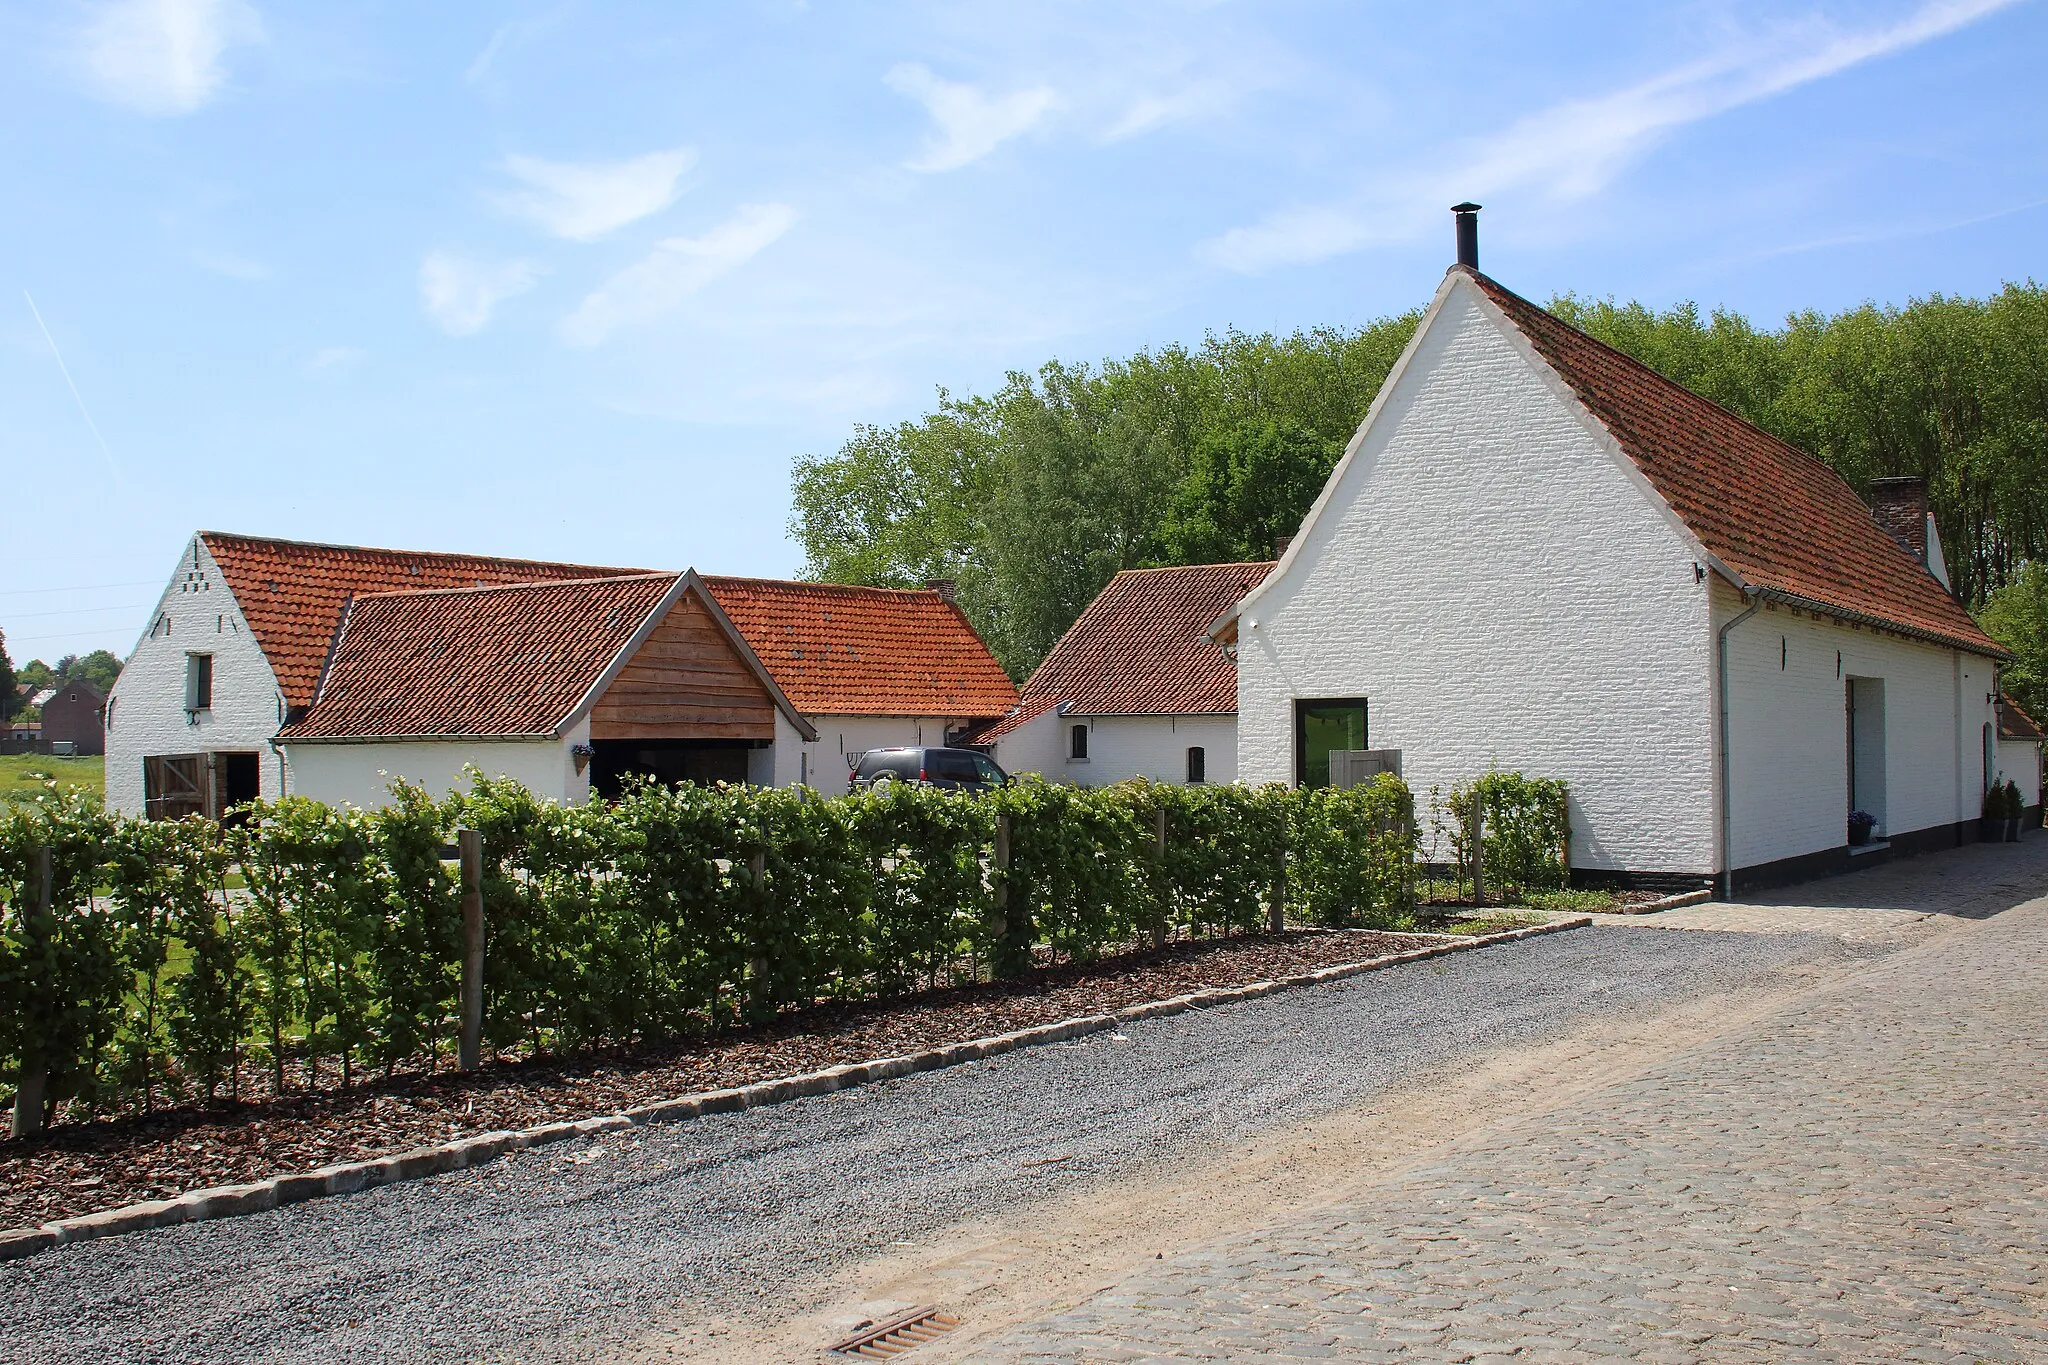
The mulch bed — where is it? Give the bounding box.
[1,927,1451,1229]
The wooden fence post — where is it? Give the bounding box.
[458,828,484,1072]
[10,847,54,1138]
[1470,797,1486,908]
[746,851,769,987]
[1151,805,1169,948]
[990,814,1011,945]
[1269,840,1286,935]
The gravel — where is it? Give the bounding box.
[0,924,1884,1365]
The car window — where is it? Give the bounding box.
[930,750,977,779]
[972,755,1005,783]
[858,751,918,779]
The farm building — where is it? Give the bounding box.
[107,533,1014,815]
[973,562,1272,787]
[1213,209,2011,892]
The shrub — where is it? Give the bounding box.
[1435,771,1570,900]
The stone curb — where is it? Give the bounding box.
[1613,888,1716,916]
[0,916,1588,1263]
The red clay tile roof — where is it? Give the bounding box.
[701,577,1017,718]
[202,532,639,709]
[1462,271,2003,658]
[1019,562,1273,716]
[2001,696,2045,742]
[279,575,679,740]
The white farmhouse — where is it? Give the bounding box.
[1996,696,2044,817]
[974,563,1270,786]
[108,533,1015,814]
[1214,224,2009,894]
[106,533,637,818]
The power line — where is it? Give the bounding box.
[5,625,133,647]
[0,579,161,598]
[0,602,150,622]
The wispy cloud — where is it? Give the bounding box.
[74,0,263,116]
[1203,0,2022,272]
[495,148,697,241]
[1102,79,1236,142]
[418,253,543,336]
[304,346,364,376]
[562,203,797,348]
[884,63,1057,172]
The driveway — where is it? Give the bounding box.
[968,836,2048,1363]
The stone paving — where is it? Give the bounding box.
[971,841,2048,1363]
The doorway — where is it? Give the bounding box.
[1845,677,1886,835]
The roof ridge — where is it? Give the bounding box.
[346,572,680,604]
[1113,560,1279,576]
[1455,267,1855,499]
[199,529,642,571]
[702,574,947,598]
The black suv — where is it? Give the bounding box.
[848,746,1009,794]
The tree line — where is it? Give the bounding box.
[790,283,2048,688]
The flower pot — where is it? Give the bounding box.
[1981,816,2004,842]
[2006,818,2022,843]
[1847,824,1872,847]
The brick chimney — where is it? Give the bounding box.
[924,578,958,604]
[1868,477,1929,565]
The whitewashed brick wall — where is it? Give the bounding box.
[1235,277,1718,874]
[1060,714,1237,786]
[1718,579,1995,864]
[104,537,294,817]
[282,722,587,810]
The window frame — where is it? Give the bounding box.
[1069,723,1089,761]
[1186,745,1206,784]
[185,652,214,712]
[1294,697,1369,789]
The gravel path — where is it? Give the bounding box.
[0,925,1882,1365]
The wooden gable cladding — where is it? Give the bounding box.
[590,588,777,741]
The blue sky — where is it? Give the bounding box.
[2,0,2043,666]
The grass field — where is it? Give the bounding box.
[0,752,105,806]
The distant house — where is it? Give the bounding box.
[38,678,105,756]
[972,562,1272,786]
[107,532,1015,816]
[1997,695,2044,819]
[3,716,38,749]
[1211,219,2009,892]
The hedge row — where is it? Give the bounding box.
[0,773,1419,1125]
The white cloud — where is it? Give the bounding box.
[75,0,263,116]
[561,203,797,348]
[495,148,697,242]
[884,63,1057,172]
[1102,79,1235,142]
[418,253,543,336]
[1203,0,2022,273]
[304,346,364,376]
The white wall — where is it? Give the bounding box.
[1056,714,1237,786]
[1997,738,2043,808]
[1235,276,1719,875]
[282,722,587,810]
[989,707,1063,782]
[104,536,293,816]
[785,713,961,791]
[1718,583,1995,867]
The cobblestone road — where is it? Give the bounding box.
[974,841,2048,1363]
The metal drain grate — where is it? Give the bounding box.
[826,1306,961,1358]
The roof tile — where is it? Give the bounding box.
[1018,562,1272,717]
[1463,271,2003,658]
[701,577,1017,717]
[279,575,678,740]
[202,532,638,709]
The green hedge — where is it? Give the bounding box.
[0,772,1422,1127]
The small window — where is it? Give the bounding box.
[185,653,214,711]
[1186,746,1206,784]
[1295,698,1367,788]
[1070,724,1089,760]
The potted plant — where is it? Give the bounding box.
[1847,810,1876,846]
[2004,779,2025,842]
[1981,784,2006,843]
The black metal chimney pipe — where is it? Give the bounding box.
[1452,202,1481,269]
